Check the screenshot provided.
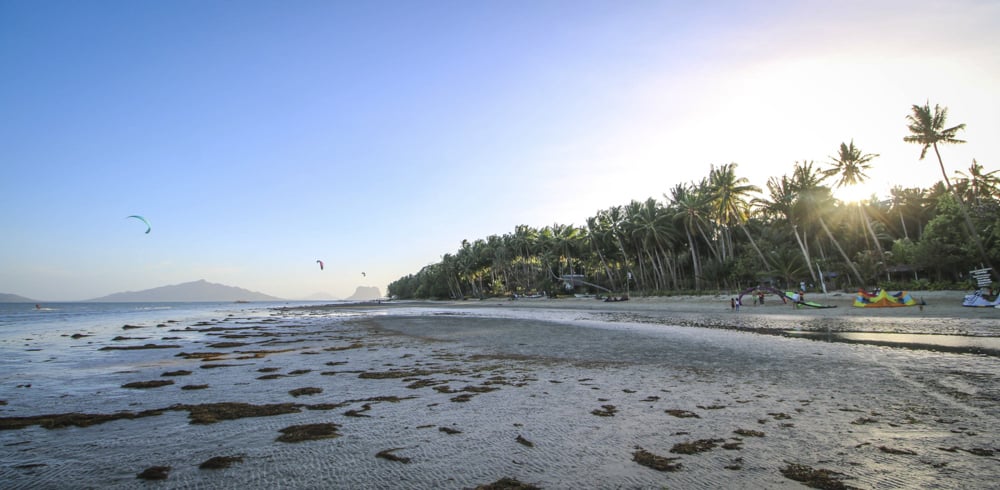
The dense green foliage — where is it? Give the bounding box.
[389,104,1000,299]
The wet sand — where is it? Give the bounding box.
[1,293,998,489]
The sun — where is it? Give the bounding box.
[832,182,884,204]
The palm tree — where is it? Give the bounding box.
[791,160,865,285]
[708,163,772,271]
[825,140,888,278]
[904,102,995,277]
[759,174,815,280]
[954,159,1000,206]
[904,102,966,190]
[668,183,715,289]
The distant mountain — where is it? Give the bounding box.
[86,280,283,302]
[345,286,382,301]
[0,293,39,303]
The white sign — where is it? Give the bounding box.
[971,268,993,287]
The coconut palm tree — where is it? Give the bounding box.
[904,102,966,190]
[791,160,865,285]
[708,163,772,271]
[954,159,1000,206]
[904,102,995,277]
[759,174,816,283]
[825,140,888,278]
[667,182,715,289]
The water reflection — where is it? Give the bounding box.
[784,330,1000,356]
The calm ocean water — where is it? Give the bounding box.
[0,301,337,391]
[0,301,325,341]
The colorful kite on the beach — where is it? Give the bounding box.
[126,215,151,234]
[316,260,324,270]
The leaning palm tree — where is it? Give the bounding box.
[707,163,772,271]
[791,161,865,285]
[904,102,966,190]
[758,174,816,282]
[904,101,995,276]
[825,140,888,278]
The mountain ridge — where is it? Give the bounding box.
[0,293,39,303]
[85,279,283,302]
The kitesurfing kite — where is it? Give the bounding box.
[127,215,151,234]
[361,272,366,277]
[316,260,324,270]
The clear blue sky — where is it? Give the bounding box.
[2,0,998,300]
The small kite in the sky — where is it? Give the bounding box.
[361,272,366,277]
[316,260,324,270]
[127,215,151,234]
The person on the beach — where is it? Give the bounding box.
[759,291,765,305]
[730,298,735,310]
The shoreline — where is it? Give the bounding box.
[320,289,1000,338]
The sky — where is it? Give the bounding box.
[2,0,998,301]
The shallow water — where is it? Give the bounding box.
[2,304,998,489]
[785,330,1000,356]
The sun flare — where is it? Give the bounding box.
[832,182,884,204]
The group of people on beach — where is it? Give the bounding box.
[731,290,770,311]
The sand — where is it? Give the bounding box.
[1,292,998,489]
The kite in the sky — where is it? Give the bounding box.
[316,260,324,270]
[127,215,151,234]
[361,272,366,277]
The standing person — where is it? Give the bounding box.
[730,298,735,310]
[759,291,765,305]
[735,297,741,311]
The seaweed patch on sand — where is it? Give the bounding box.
[670,438,724,455]
[473,477,540,490]
[182,402,301,424]
[122,380,174,389]
[665,409,700,418]
[199,455,244,469]
[632,447,682,472]
[591,404,617,417]
[161,370,192,377]
[276,423,340,443]
[136,465,171,480]
[780,463,857,489]
[289,387,323,397]
[100,343,180,350]
[375,447,411,463]
[0,409,166,430]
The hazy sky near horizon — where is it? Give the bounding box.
[2,0,998,301]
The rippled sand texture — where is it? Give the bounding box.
[1,305,998,489]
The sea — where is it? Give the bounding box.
[0,301,340,401]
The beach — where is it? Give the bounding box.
[1,293,999,489]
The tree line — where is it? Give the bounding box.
[388,102,1000,299]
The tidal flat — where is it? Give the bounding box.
[1,297,998,489]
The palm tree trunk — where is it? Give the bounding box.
[818,217,864,285]
[685,227,702,290]
[858,204,889,279]
[739,223,772,270]
[791,224,817,282]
